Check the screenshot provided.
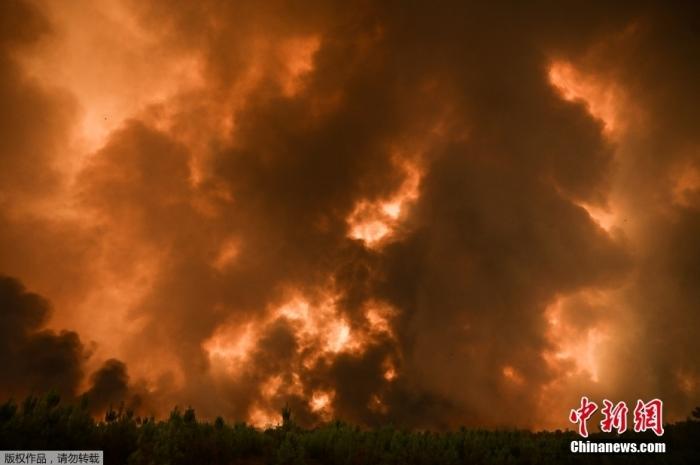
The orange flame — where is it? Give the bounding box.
[348,160,421,248]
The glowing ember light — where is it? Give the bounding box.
[308,390,335,421]
[309,390,333,412]
[348,214,391,245]
[381,200,402,219]
[277,298,312,321]
[548,60,621,135]
[249,405,279,429]
[275,293,365,361]
[368,394,388,414]
[327,321,352,353]
[543,296,608,383]
[205,290,398,425]
[383,365,397,382]
[261,375,283,398]
[365,301,397,337]
[577,202,617,232]
[203,322,256,373]
[347,160,421,248]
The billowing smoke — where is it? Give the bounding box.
[0,276,139,414]
[0,275,84,400]
[0,0,698,429]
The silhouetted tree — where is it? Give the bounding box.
[0,393,698,465]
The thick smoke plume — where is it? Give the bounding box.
[1,0,699,429]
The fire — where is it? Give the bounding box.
[202,289,399,425]
[383,362,397,382]
[203,321,257,374]
[261,375,283,398]
[309,389,335,420]
[543,295,608,383]
[275,292,400,364]
[348,213,391,246]
[276,293,365,362]
[248,405,279,429]
[365,304,393,335]
[347,160,421,248]
[326,321,352,353]
[577,202,618,233]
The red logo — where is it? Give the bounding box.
[600,399,628,434]
[633,399,664,436]
[569,397,664,437]
[569,396,598,437]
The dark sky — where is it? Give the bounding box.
[1,0,699,430]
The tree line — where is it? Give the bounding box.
[0,392,698,464]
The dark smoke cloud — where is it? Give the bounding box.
[84,359,130,414]
[0,275,144,414]
[0,275,84,399]
[0,0,699,430]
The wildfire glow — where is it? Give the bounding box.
[548,61,621,136]
[383,361,398,382]
[6,0,695,433]
[249,405,279,428]
[309,389,335,420]
[348,160,421,248]
[577,202,618,233]
[201,289,398,425]
[203,322,257,374]
[276,294,365,362]
[543,296,608,383]
[365,301,397,337]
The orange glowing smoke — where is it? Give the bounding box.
[278,36,321,97]
[273,292,398,364]
[309,389,335,421]
[548,61,622,136]
[577,202,618,233]
[202,289,399,423]
[203,321,257,376]
[548,59,632,235]
[502,365,525,385]
[671,162,700,208]
[543,294,609,384]
[348,159,422,248]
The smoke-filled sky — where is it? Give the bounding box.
[1,0,699,430]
